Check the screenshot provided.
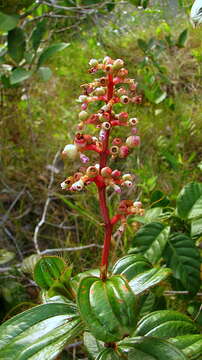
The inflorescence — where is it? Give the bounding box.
[61,56,144,238]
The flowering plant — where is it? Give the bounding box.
[61,55,144,279]
[0,57,200,360]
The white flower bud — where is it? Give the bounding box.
[79,111,89,121]
[89,58,98,67]
[133,201,142,208]
[124,180,133,188]
[60,181,68,190]
[113,59,124,71]
[102,122,111,130]
[122,174,132,181]
[62,144,78,160]
[78,95,88,102]
[72,179,84,191]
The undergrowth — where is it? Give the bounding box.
[1,9,202,319]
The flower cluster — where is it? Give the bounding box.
[61,56,144,243]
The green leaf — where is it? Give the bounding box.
[118,337,188,360]
[132,222,170,264]
[107,0,116,12]
[142,0,149,8]
[154,91,167,104]
[0,12,19,32]
[70,268,100,297]
[7,27,26,63]
[151,190,170,208]
[95,348,121,360]
[34,256,66,290]
[37,43,70,67]
[31,19,47,51]
[139,292,156,318]
[0,249,15,264]
[129,0,141,6]
[137,38,148,52]
[79,0,103,5]
[176,182,202,220]
[84,332,104,360]
[169,335,202,360]
[10,68,32,84]
[161,151,180,170]
[191,218,202,239]
[37,66,52,81]
[112,254,152,280]
[129,267,172,295]
[77,275,137,343]
[0,302,84,360]
[177,29,188,48]
[144,208,163,223]
[135,310,197,338]
[163,233,201,294]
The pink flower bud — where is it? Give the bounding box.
[126,135,140,148]
[131,95,142,104]
[62,144,78,160]
[117,87,127,96]
[81,103,88,110]
[119,145,129,158]
[99,129,107,141]
[101,167,112,177]
[129,81,137,91]
[80,153,89,163]
[74,133,87,148]
[117,68,128,78]
[118,112,128,121]
[113,184,121,193]
[112,170,121,178]
[112,137,122,146]
[115,224,125,235]
[131,127,138,135]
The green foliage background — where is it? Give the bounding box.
[0,3,201,357]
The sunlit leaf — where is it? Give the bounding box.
[37,43,70,67]
[0,12,19,32]
[176,182,202,220]
[0,302,84,360]
[164,233,201,294]
[10,68,32,84]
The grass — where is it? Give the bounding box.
[1,6,202,318]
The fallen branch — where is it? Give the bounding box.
[41,243,103,255]
[0,187,25,226]
[33,151,60,254]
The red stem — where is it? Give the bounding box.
[99,73,114,280]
